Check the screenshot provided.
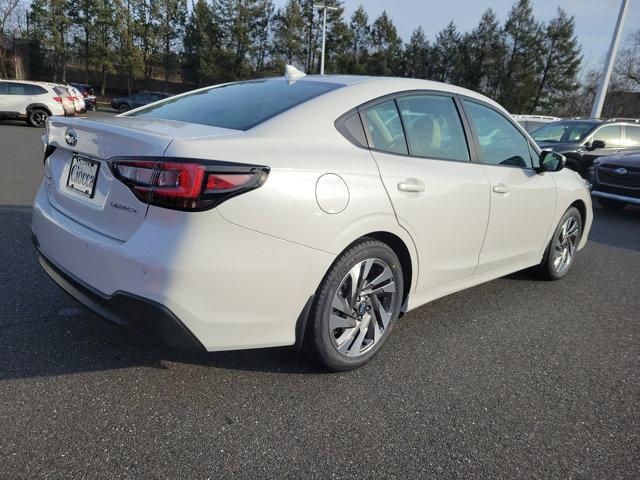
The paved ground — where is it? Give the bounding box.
[0,113,638,480]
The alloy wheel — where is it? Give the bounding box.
[329,258,397,357]
[552,215,580,274]
[32,111,47,127]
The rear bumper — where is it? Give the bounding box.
[591,189,640,206]
[34,240,205,351]
[31,181,333,351]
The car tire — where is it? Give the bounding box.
[27,108,49,127]
[535,207,582,281]
[598,197,626,210]
[304,238,404,371]
[119,104,130,113]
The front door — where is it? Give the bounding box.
[362,94,490,291]
[461,99,557,274]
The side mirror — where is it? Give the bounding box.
[591,139,606,149]
[537,150,566,173]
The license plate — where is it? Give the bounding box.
[66,155,100,198]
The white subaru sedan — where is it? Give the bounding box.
[32,73,592,371]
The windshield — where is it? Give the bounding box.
[128,78,344,130]
[531,121,596,143]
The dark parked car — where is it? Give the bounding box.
[70,83,96,111]
[530,118,640,177]
[589,151,640,209]
[110,91,169,113]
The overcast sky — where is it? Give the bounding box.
[276,0,640,72]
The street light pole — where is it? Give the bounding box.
[314,4,339,75]
[591,0,630,118]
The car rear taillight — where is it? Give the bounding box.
[67,96,75,101]
[109,158,269,211]
[53,97,62,103]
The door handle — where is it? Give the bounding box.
[398,181,425,193]
[492,184,510,194]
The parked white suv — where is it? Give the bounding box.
[32,73,592,371]
[0,79,69,127]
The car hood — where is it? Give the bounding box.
[597,151,640,167]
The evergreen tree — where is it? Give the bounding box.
[271,0,304,67]
[183,0,222,86]
[113,0,143,95]
[368,11,402,76]
[430,21,462,84]
[498,0,545,112]
[218,0,273,79]
[94,0,116,95]
[403,26,430,79]
[28,0,73,82]
[157,0,186,90]
[457,8,506,95]
[530,8,581,113]
[134,0,161,83]
[69,0,96,83]
[322,1,349,74]
[341,5,370,74]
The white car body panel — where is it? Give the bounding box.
[32,75,593,351]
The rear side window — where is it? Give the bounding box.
[5,83,27,95]
[26,84,47,95]
[463,100,532,168]
[396,95,470,161]
[129,79,344,130]
[361,100,408,155]
[592,125,622,147]
[625,125,640,146]
[0,82,7,94]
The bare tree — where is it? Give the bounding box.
[614,29,640,91]
[0,0,22,77]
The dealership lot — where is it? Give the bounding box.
[0,114,639,479]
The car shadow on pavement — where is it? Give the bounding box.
[0,205,323,381]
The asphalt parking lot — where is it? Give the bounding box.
[0,112,639,480]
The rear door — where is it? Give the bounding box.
[363,93,490,291]
[461,99,556,274]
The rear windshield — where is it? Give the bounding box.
[127,78,344,130]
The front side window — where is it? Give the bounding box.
[592,125,622,147]
[463,100,532,168]
[396,95,470,161]
[129,79,343,130]
[0,82,7,94]
[361,100,408,155]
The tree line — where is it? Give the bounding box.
[1,0,638,116]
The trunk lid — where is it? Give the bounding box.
[45,116,239,241]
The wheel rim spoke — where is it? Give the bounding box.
[329,257,398,358]
[552,215,581,274]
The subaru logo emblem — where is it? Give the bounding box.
[65,129,77,146]
[614,167,627,175]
